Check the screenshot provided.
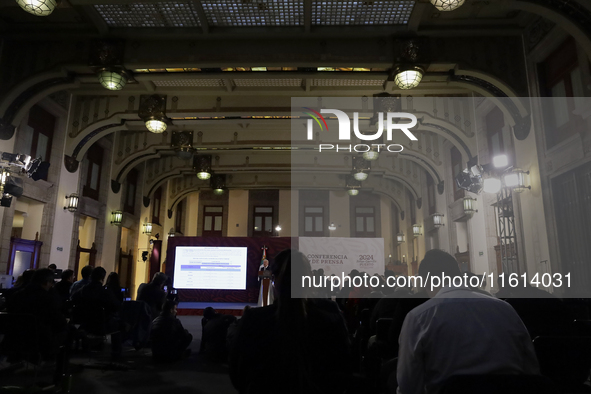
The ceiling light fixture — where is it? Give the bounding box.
[194,155,212,180]
[362,148,379,161]
[211,174,226,195]
[16,0,58,16]
[172,131,195,159]
[139,94,169,134]
[346,174,361,196]
[430,0,466,12]
[97,68,127,91]
[394,66,424,90]
[353,156,371,182]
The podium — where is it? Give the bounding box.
[258,270,272,307]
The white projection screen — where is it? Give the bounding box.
[173,246,248,290]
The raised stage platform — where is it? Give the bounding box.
[177,302,257,316]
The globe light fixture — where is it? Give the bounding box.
[145,119,167,134]
[16,0,58,16]
[353,171,368,181]
[346,174,362,196]
[483,177,502,194]
[362,149,379,161]
[194,155,212,180]
[111,210,123,226]
[139,94,169,134]
[197,171,211,180]
[430,0,466,12]
[97,69,127,91]
[211,174,226,195]
[394,66,424,90]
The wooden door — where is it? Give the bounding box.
[7,236,43,277]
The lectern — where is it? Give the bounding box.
[258,270,272,306]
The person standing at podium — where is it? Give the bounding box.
[257,259,273,306]
[259,259,270,272]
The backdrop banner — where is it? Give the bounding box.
[299,237,384,277]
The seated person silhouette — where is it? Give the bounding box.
[200,307,237,362]
[230,249,352,394]
[396,249,539,394]
[150,300,192,363]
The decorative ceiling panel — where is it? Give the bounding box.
[152,79,226,87]
[201,0,304,26]
[311,0,415,25]
[233,79,303,87]
[94,2,201,27]
[311,79,384,86]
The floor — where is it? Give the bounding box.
[1,316,238,394]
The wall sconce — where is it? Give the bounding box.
[346,174,361,196]
[328,222,337,231]
[16,0,58,17]
[352,156,371,181]
[168,227,175,238]
[142,218,152,235]
[111,210,123,226]
[503,168,530,193]
[0,168,9,194]
[139,94,168,134]
[412,224,422,237]
[64,193,79,212]
[463,196,477,216]
[397,232,406,243]
[211,174,226,195]
[432,213,445,228]
[275,225,282,232]
[194,155,212,180]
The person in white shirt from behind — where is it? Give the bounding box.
[396,249,539,394]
